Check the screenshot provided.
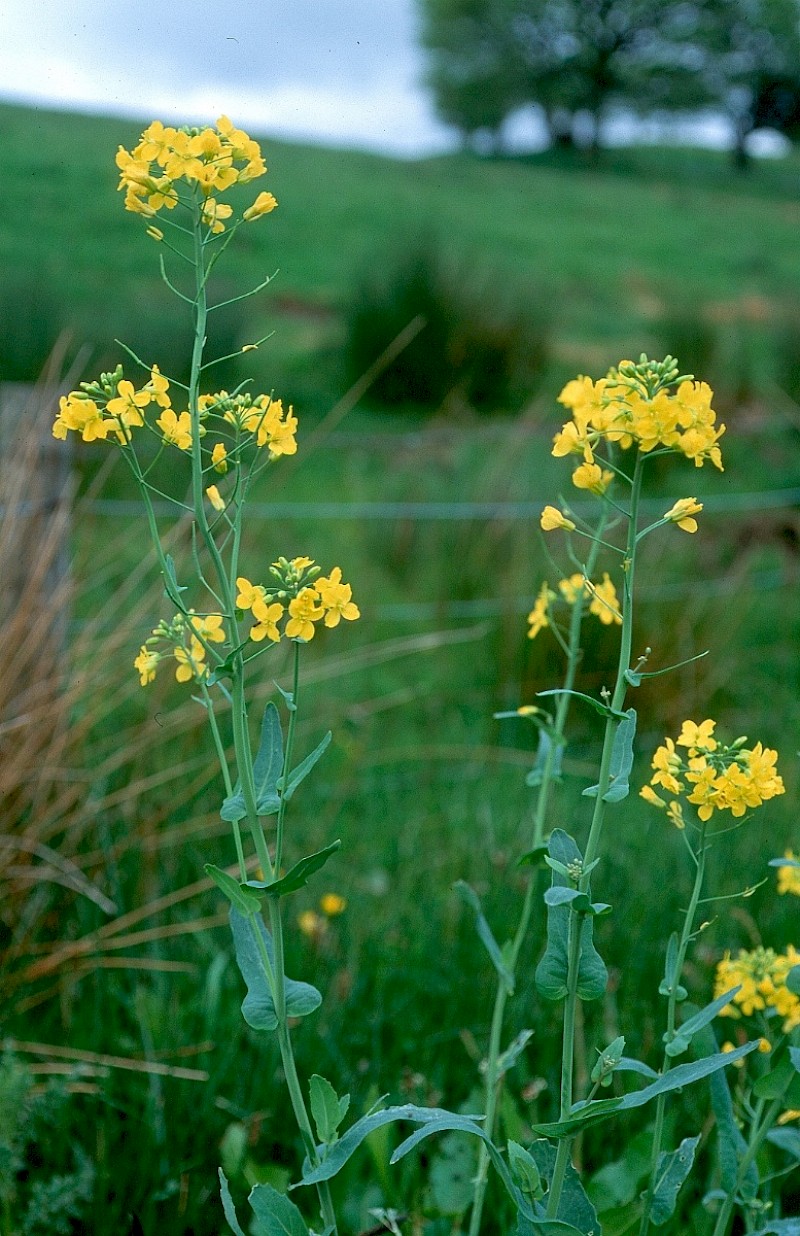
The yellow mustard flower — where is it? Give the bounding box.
[211,443,228,473]
[156,408,192,450]
[188,612,226,644]
[250,597,284,643]
[527,581,553,639]
[664,497,703,533]
[316,568,360,628]
[558,574,586,606]
[541,506,576,532]
[205,485,225,512]
[320,893,347,916]
[236,577,266,610]
[571,462,613,494]
[174,637,207,683]
[777,850,800,897]
[285,588,325,641]
[587,573,621,626]
[134,646,160,686]
[243,191,279,221]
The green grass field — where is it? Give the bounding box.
[2,103,799,1234]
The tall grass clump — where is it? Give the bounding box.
[342,241,551,414]
[41,110,799,1236]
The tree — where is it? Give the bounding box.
[418,0,714,151]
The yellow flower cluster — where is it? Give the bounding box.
[53,366,171,444]
[715,945,800,1032]
[554,361,724,481]
[115,116,277,228]
[641,719,785,825]
[199,391,298,459]
[237,557,359,644]
[52,370,297,465]
[527,572,621,639]
[134,611,226,687]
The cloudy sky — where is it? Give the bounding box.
[0,0,456,155]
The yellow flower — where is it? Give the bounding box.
[558,574,586,606]
[298,910,326,939]
[776,850,800,897]
[189,612,226,644]
[676,719,717,755]
[666,800,686,830]
[174,637,207,683]
[134,646,160,686]
[52,394,111,442]
[250,598,284,643]
[541,505,576,532]
[527,581,553,639]
[571,462,613,494]
[243,190,278,221]
[236,577,265,610]
[205,485,225,512]
[105,379,150,431]
[640,784,666,809]
[320,893,346,916]
[285,588,325,641]
[587,573,621,625]
[211,443,228,473]
[316,568,360,627]
[156,408,192,450]
[146,226,164,242]
[145,365,171,409]
[664,497,703,533]
[201,197,234,234]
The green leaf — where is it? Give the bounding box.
[529,1041,759,1138]
[220,787,247,824]
[535,830,607,1003]
[528,1138,600,1234]
[508,1141,544,1200]
[219,1168,247,1236]
[646,1135,700,1226]
[749,1223,800,1236]
[518,845,550,869]
[229,908,321,1031]
[253,702,284,815]
[205,864,261,916]
[537,688,627,720]
[693,1021,756,1197]
[246,841,342,900]
[582,708,636,803]
[429,1130,477,1216]
[766,1127,800,1162]
[281,732,332,802]
[495,1029,534,1076]
[753,1047,800,1104]
[309,1074,350,1145]
[663,987,741,1059]
[787,965,800,996]
[453,880,514,994]
[526,729,563,788]
[297,1104,534,1221]
[248,1183,309,1235]
[163,552,187,599]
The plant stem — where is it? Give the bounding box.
[710,1096,783,1236]
[639,822,708,1236]
[467,518,607,1236]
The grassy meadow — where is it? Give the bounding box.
[1,102,799,1233]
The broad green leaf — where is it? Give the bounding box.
[508,1141,544,1200]
[205,864,261,916]
[246,841,341,900]
[297,1104,534,1221]
[787,965,800,996]
[309,1074,350,1145]
[616,1057,659,1081]
[219,1168,247,1236]
[526,729,564,788]
[753,1047,800,1104]
[693,1022,756,1197]
[253,702,284,815]
[582,708,637,802]
[646,1135,700,1226]
[766,1126,800,1161]
[518,845,550,869]
[248,1183,309,1235]
[429,1130,477,1216]
[229,908,321,1031]
[587,1120,656,1212]
[538,688,627,719]
[530,1041,759,1137]
[517,1218,587,1235]
[663,987,741,1059]
[453,880,514,994]
[528,1138,600,1234]
[221,786,247,824]
[535,830,607,1003]
[282,732,332,802]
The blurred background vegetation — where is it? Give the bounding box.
[1,47,799,1234]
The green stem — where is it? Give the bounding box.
[468,519,607,1236]
[710,1096,783,1236]
[639,822,708,1236]
[545,458,645,1220]
[274,644,301,875]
